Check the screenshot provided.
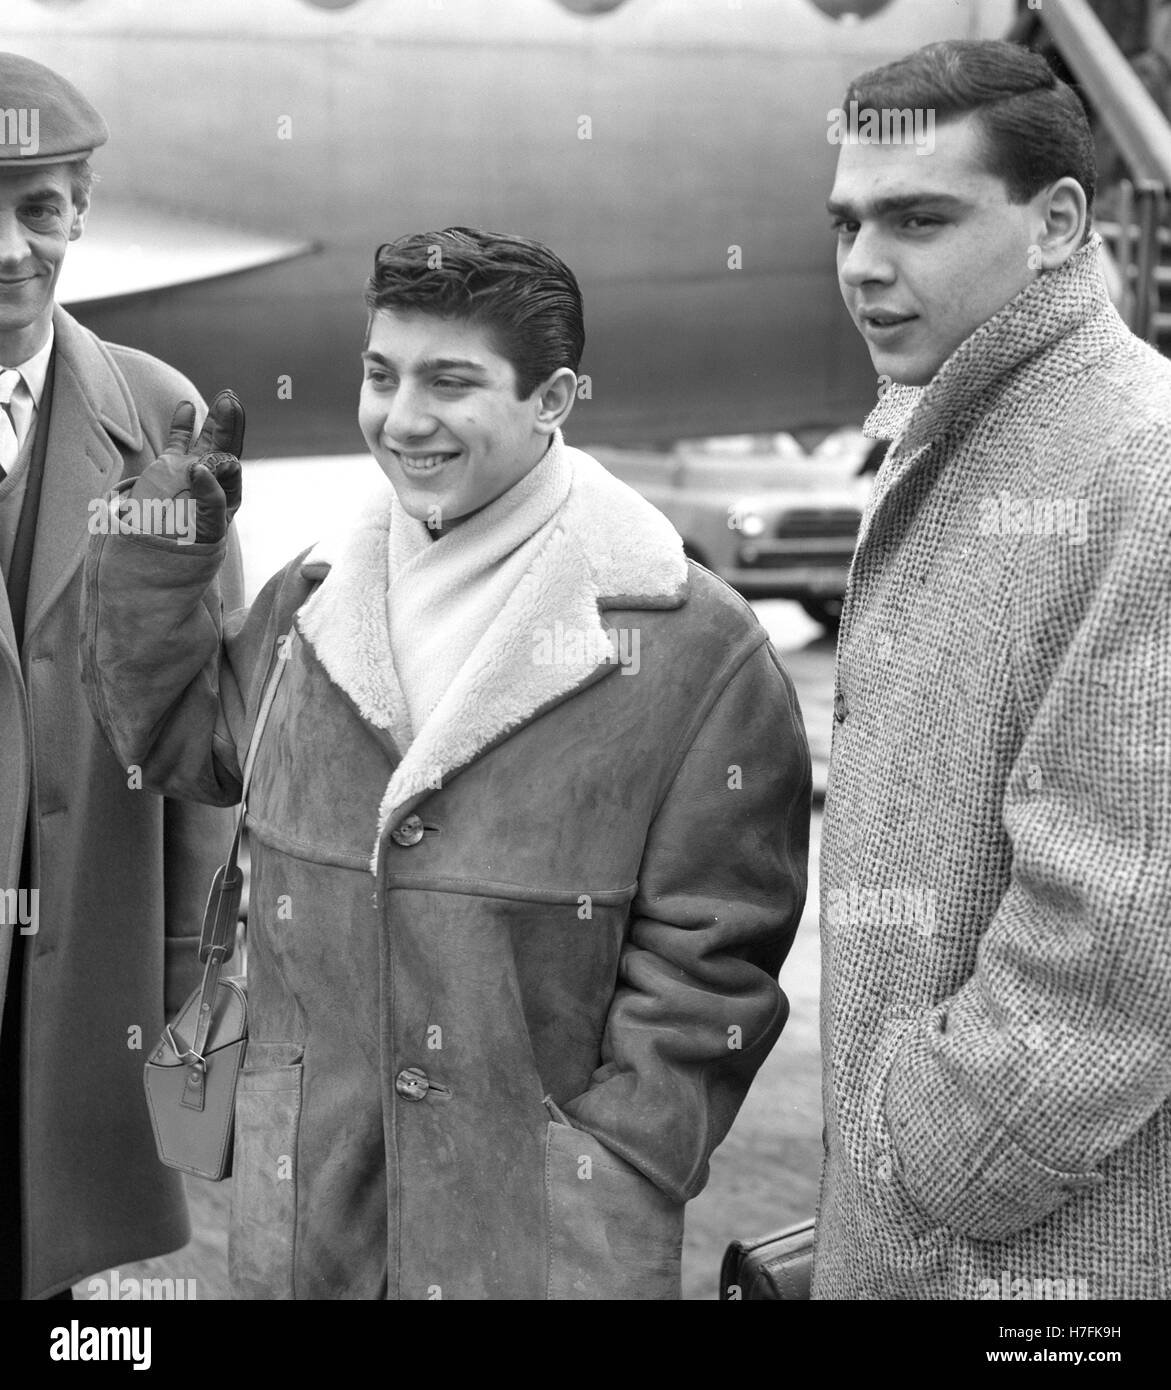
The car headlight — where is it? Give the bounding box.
[730,510,767,537]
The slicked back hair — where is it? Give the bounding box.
[846,39,1096,231]
[365,227,585,399]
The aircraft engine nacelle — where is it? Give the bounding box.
[806,0,895,19]
[557,0,631,14]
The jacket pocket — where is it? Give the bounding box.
[857,1024,953,1293]
[545,1119,684,1301]
[229,1042,304,1300]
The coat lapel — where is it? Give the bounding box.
[22,308,143,645]
[0,579,17,671]
[0,581,25,1004]
[296,449,689,867]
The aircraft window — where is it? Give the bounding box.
[557,0,631,14]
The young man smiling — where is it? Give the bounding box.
[360,306,571,532]
[816,41,1171,1300]
[82,227,812,1299]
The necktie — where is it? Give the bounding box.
[0,368,21,483]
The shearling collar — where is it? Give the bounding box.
[864,234,1116,455]
[294,441,688,868]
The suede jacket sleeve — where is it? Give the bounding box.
[157,526,247,1013]
[80,495,306,812]
[562,633,812,1202]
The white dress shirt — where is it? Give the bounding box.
[1,326,55,460]
[0,326,55,577]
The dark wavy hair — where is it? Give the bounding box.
[365,227,585,398]
[846,39,1096,228]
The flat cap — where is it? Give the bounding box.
[0,51,108,166]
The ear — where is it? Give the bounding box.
[531,365,579,436]
[69,190,90,242]
[1032,176,1087,270]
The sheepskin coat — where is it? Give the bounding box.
[81,440,812,1300]
[814,236,1171,1300]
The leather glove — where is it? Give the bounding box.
[124,389,244,543]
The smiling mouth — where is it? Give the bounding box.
[391,449,461,475]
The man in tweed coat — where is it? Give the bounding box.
[816,39,1171,1299]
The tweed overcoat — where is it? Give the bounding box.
[81,445,812,1299]
[814,238,1171,1300]
[0,307,242,1298]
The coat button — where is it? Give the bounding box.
[390,814,425,847]
[833,691,848,723]
[395,1067,430,1101]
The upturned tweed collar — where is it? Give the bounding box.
[864,233,1115,454]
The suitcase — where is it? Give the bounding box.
[719,1218,816,1300]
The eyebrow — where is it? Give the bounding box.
[361,351,488,374]
[826,192,969,219]
[19,187,67,205]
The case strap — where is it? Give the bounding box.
[174,632,293,1109]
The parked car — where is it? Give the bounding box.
[591,430,877,630]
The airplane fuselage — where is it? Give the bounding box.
[5,0,1011,454]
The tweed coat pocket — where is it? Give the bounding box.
[229,1042,304,1300]
[545,1119,684,1301]
[852,1024,955,1294]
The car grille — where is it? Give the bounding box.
[773,508,861,538]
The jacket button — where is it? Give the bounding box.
[833,691,848,723]
[395,1067,430,1101]
[390,814,425,847]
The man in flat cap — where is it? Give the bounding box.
[0,52,242,1299]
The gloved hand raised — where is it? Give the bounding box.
[124,389,244,544]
